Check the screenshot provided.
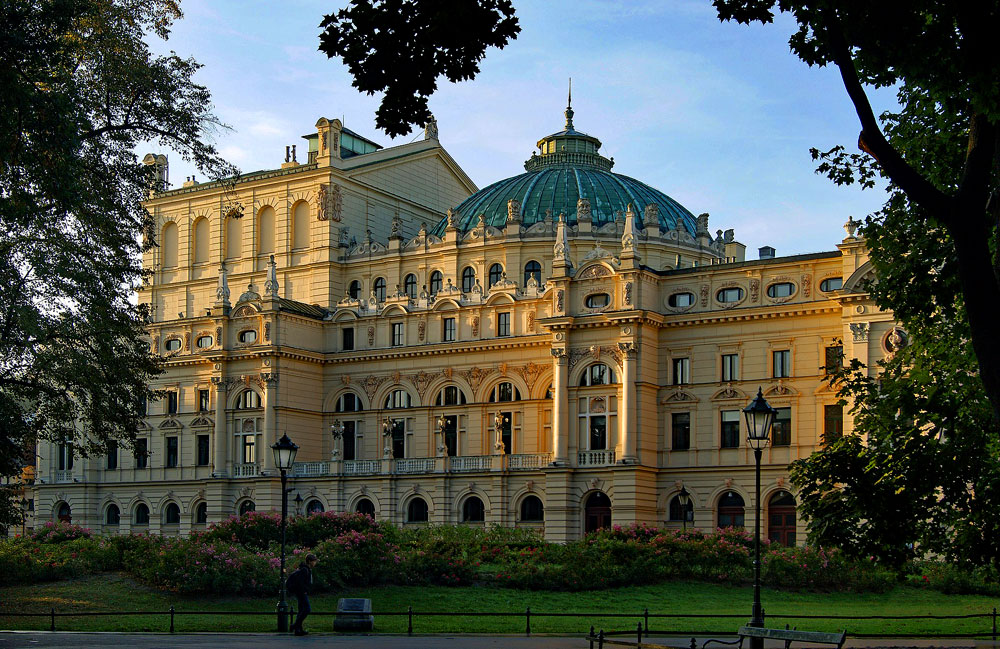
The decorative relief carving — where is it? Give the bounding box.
[659,390,697,404]
[471,316,480,337]
[341,375,351,385]
[410,370,437,399]
[617,342,637,358]
[152,336,159,354]
[700,285,709,307]
[392,371,401,385]
[749,278,760,303]
[556,290,565,312]
[215,327,222,346]
[568,345,624,370]
[578,265,611,279]
[461,366,492,392]
[801,274,812,298]
[516,362,544,390]
[527,311,536,332]
[443,367,453,379]
[498,363,508,376]
[417,321,425,342]
[507,199,521,223]
[884,327,909,354]
[317,183,342,222]
[360,375,388,401]
[577,198,591,222]
[264,322,271,342]
[184,333,191,351]
[550,348,566,359]
[368,326,375,346]
[624,281,633,306]
[850,322,869,342]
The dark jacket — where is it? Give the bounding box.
[286,563,313,596]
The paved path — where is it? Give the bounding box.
[0,633,982,649]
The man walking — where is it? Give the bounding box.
[286,553,319,636]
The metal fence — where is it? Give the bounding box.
[2,606,998,639]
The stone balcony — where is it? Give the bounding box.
[577,449,616,467]
[285,453,553,478]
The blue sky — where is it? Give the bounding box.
[149,0,896,257]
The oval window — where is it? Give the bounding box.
[766,282,795,298]
[196,335,213,348]
[164,338,181,352]
[668,292,695,308]
[585,293,610,308]
[820,277,843,292]
[238,329,257,343]
[717,287,744,303]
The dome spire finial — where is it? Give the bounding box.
[565,77,574,130]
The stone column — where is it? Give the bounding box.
[261,373,278,473]
[620,343,638,463]
[552,349,569,465]
[211,377,229,477]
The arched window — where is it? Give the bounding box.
[717,492,745,528]
[292,201,310,250]
[373,277,387,302]
[193,217,210,264]
[306,500,325,515]
[669,495,693,522]
[768,491,797,546]
[356,498,376,518]
[195,502,208,524]
[56,502,72,523]
[161,222,178,267]
[429,270,443,295]
[258,206,275,254]
[404,274,417,299]
[105,504,120,526]
[238,329,257,344]
[235,389,262,410]
[336,392,363,412]
[461,267,476,293]
[196,335,213,348]
[407,497,428,523]
[462,496,485,522]
[384,389,411,409]
[435,386,467,406]
[349,280,361,299]
[239,500,256,516]
[225,213,242,259]
[164,503,181,525]
[523,260,541,286]
[580,363,616,386]
[520,495,544,522]
[134,503,150,525]
[488,263,503,287]
[488,382,521,402]
[584,492,611,533]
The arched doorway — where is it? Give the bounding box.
[767,491,797,545]
[584,492,611,533]
[717,491,745,528]
[56,502,72,523]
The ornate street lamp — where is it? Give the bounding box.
[677,486,691,532]
[743,387,776,645]
[270,433,298,632]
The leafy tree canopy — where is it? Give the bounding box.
[318,0,520,137]
[0,0,236,525]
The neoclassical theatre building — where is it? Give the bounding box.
[32,104,893,543]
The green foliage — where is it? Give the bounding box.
[30,520,93,543]
[0,0,237,518]
[318,0,520,136]
[310,528,401,589]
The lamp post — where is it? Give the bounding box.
[677,486,691,532]
[271,433,298,633]
[743,387,776,646]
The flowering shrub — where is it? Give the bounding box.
[196,511,284,551]
[288,511,386,548]
[0,536,118,585]
[905,562,1000,595]
[30,521,92,543]
[309,528,401,589]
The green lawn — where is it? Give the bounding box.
[0,574,994,637]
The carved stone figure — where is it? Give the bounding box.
[390,214,402,239]
[749,278,760,302]
[507,199,521,223]
[700,284,709,307]
[844,216,861,238]
[368,326,375,346]
[527,311,536,332]
[577,198,592,222]
[471,316,480,337]
[801,274,812,298]
[424,115,439,140]
[556,289,565,312]
[418,321,426,342]
[624,281,633,306]
[643,203,659,228]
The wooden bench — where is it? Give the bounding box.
[704,625,847,649]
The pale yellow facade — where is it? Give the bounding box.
[31,113,892,543]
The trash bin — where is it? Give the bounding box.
[334,598,374,631]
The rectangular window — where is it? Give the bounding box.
[242,435,256,464]
[134,438,148,469]
[671,412,691,450]
[771,407,792,446]
[197,435,210,466]
[343,421,357,461]
[824,404,844,444]
[589,415,607,450]
[106,441,117,470]
[391,322,403,346]
[391,419,405,459]
[500,411,513,455]
[672,358,690,385]
[443,415,457,457]
[198,389,210,412]
[58,442,73,471]
[721,410,740,448]
[721,354,739,382]
[342,327,355,351]
[166,436,178,468]
[824,345,843,374]
[443,317,456,342]
[773,350,791,378]
[167,390,178,414]
[497,312,511,337]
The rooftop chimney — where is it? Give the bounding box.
[759,246,775,260]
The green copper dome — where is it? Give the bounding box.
[432,98,697,237]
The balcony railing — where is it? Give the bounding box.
[578,449,616,467]
[54,471,74,483]
[450,455,494,472]
[232,463,260,478]
[292,461,330,477]
[395,458,437,474]
[343,459,381,476]
[507,453,552,470]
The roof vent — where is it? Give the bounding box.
[759,246,775,260]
